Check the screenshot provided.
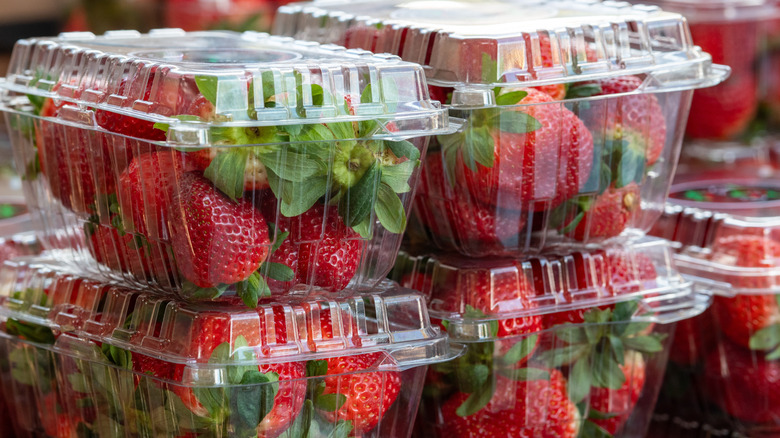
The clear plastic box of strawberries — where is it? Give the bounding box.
[276,0,728,256]
[648,166,780,437]
[0,29,452,306]
[0,0,742,437]
[273,0,731,437]
[0,253,454,438]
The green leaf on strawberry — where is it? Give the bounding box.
[565,83,602,99]
[494,111,543,134]
[374,183,406,234]
[386,139,420,161]
[235,271,271,308]
[537,300,666,403]
[579,419,613,438]
[204,148,250,201]
[749,324,780,360]
[340,161,379,228]
[456,374,495,417]
[500,334,539,366]
[314,393,348,412]
[495,90,528,106]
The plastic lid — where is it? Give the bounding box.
[391,238,703,339]
[650,172,780,295]
[631,0,780,22]
[0,258,452,370]
[0,30,448,145]
[275,0,727,92]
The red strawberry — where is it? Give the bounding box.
[94,73,167,142]
[36,96,129,215]
[414,153,527,255]
[709,234,780,289]
[589,352,646,435]
[314,352,401,435]
[441,370,580,438]
[571,182,640,241]
[463,88,594,212]
[686,73,758,140]
[170,308,306,437]
[713,294,779,349]
[587,75,666,167]
[259,194,362,293]
[85,219,174,287]
[170,172,270,290]
[703,340,780,424]
[118,150,197,241]
[708,234,780,347]
[685,21,760,140]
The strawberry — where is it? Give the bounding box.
[170,307,306,438]
[588,351,646,435]
[703,340,780,424]
[414,153,527,255]
[685,21,760,140]
[714,292,779,350]
[686,73,758,140]
[170,172,271,304]
[707,234,780,349]
[709,234,780,289]
[259,194,362,293]
[94,71,167,143]
[118,150,197,241]
[586,75,666,166]
[35,93,129,215]
[451,88,593,212]
[570,182,640,241]
[310,352,401,435]
[84,217,175,287]
[538,300,665,437]
[440,370,580,438]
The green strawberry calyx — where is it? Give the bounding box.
[189,335,281,437]
[433,305,546,418]
[157,75,419,238]
[748,295,780,360]
[269,359,355,438]
[535,300,665,434]
[437,89,541,185]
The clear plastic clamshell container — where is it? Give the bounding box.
[0,257,454,438]
[631,0,780,181]
[0,30,450,306]
[390,238,709,437]
[275,0,729,256]
[648,168,780,437]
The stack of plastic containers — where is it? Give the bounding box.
[0,258,452,437]
[647,167,780,437]
[275,0,726,435]
[627,0,780,174]
[0,29,457,437]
